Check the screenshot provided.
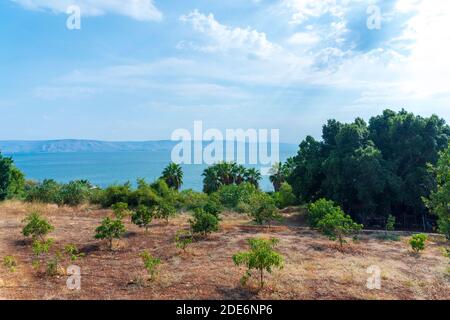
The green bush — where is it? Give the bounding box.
[111,202,132,219]
[232,237,283,288]
[140,250,161,281]
[25,179,61,203]
[58,180,90,206]
[317,209,363,247]
[179,189,209,211]
[100,182,133,207]
[156,201,177,223]
[307,198,343,228]
[273,183,296,209]
[203,193,223,217]
[129,179,161,208]
[95,217,126,250]
[131,205,154,232]
[22,212,54,240]
[410,234,427,253]
[3,256,17,272]
[217,182,257,209]
[189,208,219,236]
[64,244,85,261]
[175,230,193,252]
[247,192,282,227]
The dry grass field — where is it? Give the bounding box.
[0,201,448,300]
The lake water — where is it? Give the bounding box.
[7,147,297,191]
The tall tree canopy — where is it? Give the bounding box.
[287,109,450,229]
[0,151,25,201]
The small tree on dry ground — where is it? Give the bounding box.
[232,237,283,289]
[95,217,126,250]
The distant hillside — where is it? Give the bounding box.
[0,140,178,153]
[0,140,297,154]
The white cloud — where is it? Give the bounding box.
[287,32,320,45]
[179,10,278,58]
[11,0,162,21]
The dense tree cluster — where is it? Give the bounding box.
[287,109,450,229]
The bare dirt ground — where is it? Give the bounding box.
[0,201,449,300]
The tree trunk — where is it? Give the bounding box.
[260,269,264,288]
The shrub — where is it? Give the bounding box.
[156,201,176,223]
[131,205,154,233]
[247,192,282,227]
[175,230,193,252]
[31,238,54,269]
[203,193,223,217]
[140,250,161,281]
[386,214,396,232]
[58,180,90,206]
[232,237,283,288]
[3,256,17,272]
[410,234,427,253]
[64,244,85,261]
[100,183,132,207]
[112,202,132,219]
[22,212,54,240]
[95,217,126,250]
[179,189,209,211]
[307,198,342,229]
[189,208,219,236]
[273,183,296,209]
[217,183,257,209]
[25,179,61,203]
[7,166,26,199]
[129,179,161,208]
[46,251,62,276]
[317,210,363,247]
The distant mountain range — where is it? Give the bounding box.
[0,140,297,154]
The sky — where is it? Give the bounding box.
[1,0,450,143]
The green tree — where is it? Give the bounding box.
[58,180,90,206]
[232,237,283,288]
[131,205,154,233]
[22,212,54,241]
[140,250,161,281]
[111,202,132,219]
[189,208,219,236]
[248,192,282,228]
[156,201,176,223]
[409,234,427,254]
[7,166,25,199]
[95,217,126,250]
[0,153,24,200]
[424,143,450,239]
[244,168,262,189]
[317,210,363,247]
[175,230,193,252]
[307,198,342,229]
[161,163,183,190]
[273,182,296,209]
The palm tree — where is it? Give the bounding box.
[269,162,284,192]
[161,163,183,190]
[244,168,262,188]
[202,166,222,194]
[233,164,247,185]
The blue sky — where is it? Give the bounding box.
[1,0,449,143]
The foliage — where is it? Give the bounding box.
[175,230,193,252]
[32,238,54,257]
[179,189,209,211]
[57,180,91,206]
[112,202,132,219]
[189,208,219,236]
[95,217,126,250]
[307,198,342,229]
[7,166,26,199]
[316,209,363,247]
[100,182,133,207]
[273,182,296,209]
[409,234,427,253]
[161,162,183,190]
[131,205,154,232]
[3,256,17,272]
[22,212,54,240]
[156,201,177,223]
[217,182,258,209]
[25,179,61,204]
[46,251,62,276]
[269,160,294,192]
[424,143,450,239]
[64,244,85,261]
[202,162,262,194]
[232,237,283,288]
[140,250,161,281]
[202,193,223,217]
[287,109,450,229]
[247,192,282,227]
